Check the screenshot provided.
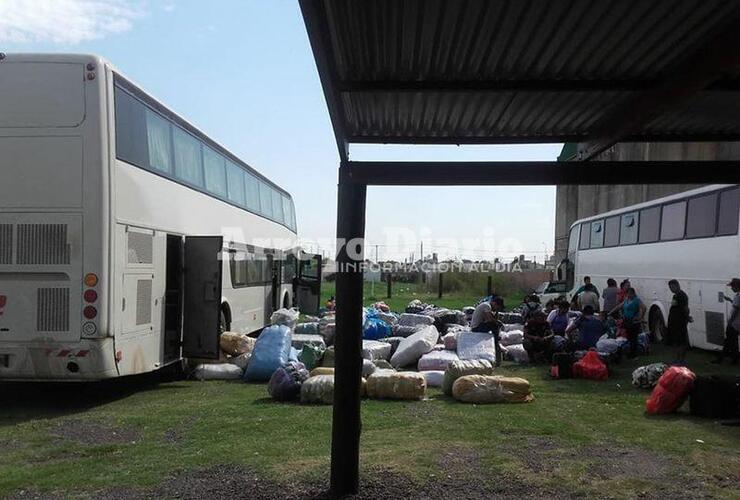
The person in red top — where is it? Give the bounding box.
[617,279,631,304]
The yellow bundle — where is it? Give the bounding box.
[310,367,335,377]
[452,375,534,404]
[366,371,426,400]
[219,332,256,356]
[442,359,495,396]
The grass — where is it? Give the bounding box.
[320,280,526,312]
[0,346,739,498]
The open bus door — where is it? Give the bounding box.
[182,236,223,359]
[295,253,322,315]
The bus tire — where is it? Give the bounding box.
[649,307,666,344]
[220,304,231,334]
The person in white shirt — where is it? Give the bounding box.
[714,277,740,365]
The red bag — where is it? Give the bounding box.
[572,351,608,380]
[645,366,696,415]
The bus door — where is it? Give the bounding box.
[701,282,728,347]
[271,255,281,312]
[182,236,223,359]
[295,253,322,315]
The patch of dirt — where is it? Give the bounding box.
[51,419,141,446]
[405,400,440,419]
[582,445,675,481]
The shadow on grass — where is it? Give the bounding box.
[0,371,188,426]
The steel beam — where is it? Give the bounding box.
[329,172,367,496]
[337,79,740,93]
[299,0,349,162]
[341,160,740,186]
[346,134,740,146]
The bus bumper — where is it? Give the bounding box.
[0,339,119,381]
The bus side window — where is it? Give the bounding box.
[717,187,740,236]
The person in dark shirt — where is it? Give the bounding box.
[667,279,691,363]
[566,305,604,350]
[523,311,554,364]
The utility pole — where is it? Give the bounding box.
[370,244,379,297]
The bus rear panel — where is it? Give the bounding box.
[0,55,114,380]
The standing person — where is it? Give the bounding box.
[617,279,631,304]
[578,283,600,312]
[574,276,600,300]
[471,296,505,365]
[602,278,619,314]
[714,278,740,365]
[610,287,646,359]
[523,310,554,364]
[667,280,691,363]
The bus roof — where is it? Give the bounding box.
[3,53,293,200]
[568,183,738,231]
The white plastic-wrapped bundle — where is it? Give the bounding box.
[457,331,498,363]
[502,323,524,332]
[193,363,243,381]
[390,325,439,369]
[319,322,336,346]
[505,344,529,364]
[442,332,458,350]
[377,311,398,325]
[227,352,251,370]
[392,324,422,338]
[362,340,392,361]
[499,330,523,346]
[596,338,620,354]
[421,370,445,387]
[270,308,300,329]
[417,349,459,372]
[398,313,434,327]
[294,322,320,335]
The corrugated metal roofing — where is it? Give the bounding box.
[301,0,740,152]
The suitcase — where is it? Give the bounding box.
[551,352,574,379]
[689,376,740,419]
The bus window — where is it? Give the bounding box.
[568,224,579,256]
[272,189,284,224]
[604,216,620,247]
[203,146,227,197]
[590,220,604,248]
[259,182,273,219]
[579,222,591,250]
[244,172,261,213]
[145,109,172,174]
[226,161,246,206]
[230,251,248,287]
[173,127,204,188]
[639,206,660,243]
[620,212,638,245]
[717,187,740,236]
[283,253,297,284]
[686,193,717,238]
[660,201,686,240]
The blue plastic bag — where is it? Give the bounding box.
[363,317,392,340]
[244,325,293,381]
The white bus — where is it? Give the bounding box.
[0,53,321,380]
[559,184,739,351]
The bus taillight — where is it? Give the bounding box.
[83,306,97,319]
[84,290,97,303]
[84,273,98,287]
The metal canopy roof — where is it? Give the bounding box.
[300,0,740,161]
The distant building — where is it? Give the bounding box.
[553,141,740,263]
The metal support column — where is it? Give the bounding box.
[330,173,367,496]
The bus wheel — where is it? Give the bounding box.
[219,307,230,334]
[649,309,666,344]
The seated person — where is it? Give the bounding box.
[547,301,571,336]
[565,305,604,350]
[523,310,554,364]
[520,294,542,322]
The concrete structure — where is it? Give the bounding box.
[553,142,740,262]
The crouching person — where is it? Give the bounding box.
[565,305,604,350]
[523,311,554,364]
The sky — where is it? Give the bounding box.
[0,0,562,262]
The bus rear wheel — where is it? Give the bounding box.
[649,309,666,344]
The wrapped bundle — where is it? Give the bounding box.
[268,361,309,401]
[294,322,320,335]
[417,350,459,372]
[243,325,292,381]
[452,375,534,404]
[366,371,426,400]
[219,332,257,356]
[390,326,439,368]
[300,375,335,404]
[192,363,243,381]
[309,366,334,377]
[457,331,497,363]
[270,308,299,329]
[442,359,495,396]
[421,370,445,387]
[362,340,392,361]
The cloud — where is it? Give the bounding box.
[0,0,143,44]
